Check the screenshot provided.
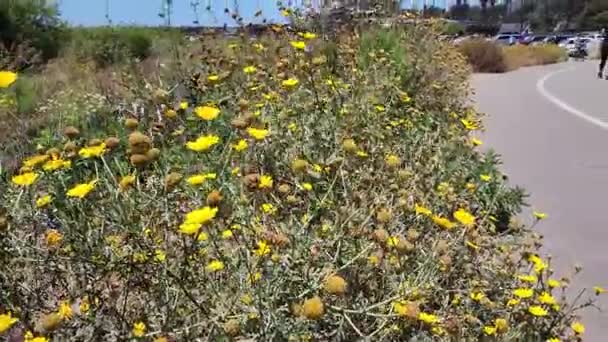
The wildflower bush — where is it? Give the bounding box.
[0,22,596,341]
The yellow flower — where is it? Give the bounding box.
[232,139,248,152]
[186,173,216,186]
[46,229,63,247]
[513,288,534,299]
[494,318,508,332]
[12,172,39,186]
[386,236,400,247]
[36,195,53,208]
[194,106,220,121]
[290,41,306,50]
[247,127,270,140]
[206,260,225,272]
[533,211,547,220]
[282,78,299,88]
[165,109,177,118]
[184,206,218,225]
[528,305,548,317]
[23,154,49,168]
[243,65,257,74]
[154,249,166,262]
[374,104,385,112]
[538,292,556,305]
[460,118,479,130]
[415,203,432,216]
[507,298,520,306]
[288,122,297,131]
[221,229,233,239]
[483,325,497,336]
[58,301,73,320]
[197,231,209,241]
[470,291,485,302]
[301,183,313,191]
[179,223,202,235]
[119,174,136,190]
[547,338,561,342]
[594,286,605,295]
[67,180,97,199]
[255,240,271,257]
[132,321,146,337]
[432,216,456,230]
[517,274,538,283]
[356,150,368,158]
[79,143,106,158]
[186,134,220,152]
[0,312,18,333]
[385,154,401,167]
[258,175,273,189]
[179,101,189,110]
[454,208,475,226]
[260,202,277,214]
[547,279,560,288]
[0,71,17,88]
[471,137,483,146]
[43,158,71,172]
[302,32,317,39]
[480,174,492,182]
[26,337,48,342]
[79,297,90,314]
[207,75,219,82]
[571,321,585,335]
[418,312,439,324]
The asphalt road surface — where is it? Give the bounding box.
[473,60,608,341]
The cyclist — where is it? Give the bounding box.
[599,29,608,78]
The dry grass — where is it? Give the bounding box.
[503,44,567,71]
[457,38,507,73]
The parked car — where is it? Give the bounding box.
[494,34,521,45]
[525,35,547,45]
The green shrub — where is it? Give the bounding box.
[68,27,155,68]
[457,38,507,73]
[0,0,67,68]
[0,24,595,341]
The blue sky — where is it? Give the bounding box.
[57,0,455,27]
[58,0,300,27]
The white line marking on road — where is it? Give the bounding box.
[537,66,608,130]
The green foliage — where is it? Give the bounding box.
[0,0,67,68]
[13,74,36,113]
[67,27,159,68]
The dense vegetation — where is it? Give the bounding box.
[0,1,598,341]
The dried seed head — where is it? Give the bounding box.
[372,229,388,243]
[63,126,80,139]
[291,159,309,172]
[88,138,103,147]
[125,118,139,129]
[302,296,324,320]
[146,148,161,161]
[376,208,392,223]
[223,319,240,337]
[407,229,420,242]
[324,275,347,295]
[278,184,291,194]
[342,138,358,152]
[130,154,150,167]
[105,137,120,149]
[207,190,223,206]
[165,172,183,190]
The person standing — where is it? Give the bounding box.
[599,29,608,78]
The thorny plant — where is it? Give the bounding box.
[0,19,600,342]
